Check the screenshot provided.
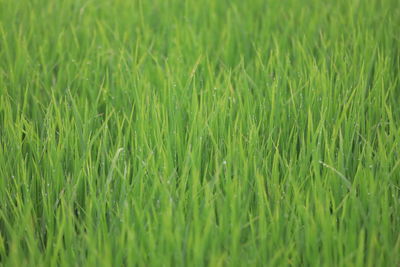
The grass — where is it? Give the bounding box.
[0,0,399,266]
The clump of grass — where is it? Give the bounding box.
[0,0,399,266]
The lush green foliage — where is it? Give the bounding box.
[0,0,399,266]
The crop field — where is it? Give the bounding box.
[0,0,399,266]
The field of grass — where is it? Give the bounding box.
[0,0,400,266]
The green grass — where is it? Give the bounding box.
[0,0,399,266]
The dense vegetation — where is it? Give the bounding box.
[0,0,399,265]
